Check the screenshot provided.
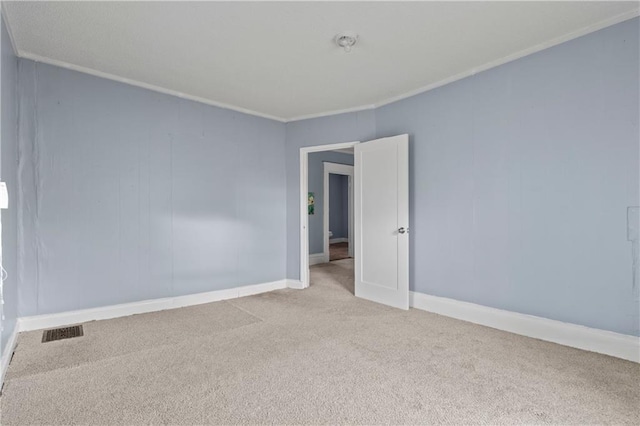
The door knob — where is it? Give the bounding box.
[398,227,407,234]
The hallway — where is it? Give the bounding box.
[329,242,351,262]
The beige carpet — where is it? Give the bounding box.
[2,259,639,425]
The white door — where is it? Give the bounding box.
[354,134,409,309]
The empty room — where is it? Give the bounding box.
[0,1,638,424]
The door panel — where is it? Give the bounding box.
[355,134,409,309]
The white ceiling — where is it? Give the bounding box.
[4,1,639,122]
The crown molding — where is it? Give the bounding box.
[5,6,638,124]
[285,104,375,123]
[17,52,288,123]
[285,8,640,123]
[372,8,640,111]
[1,3,19,58]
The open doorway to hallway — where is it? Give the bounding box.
[299,135,408,308]
[303,146,355,292]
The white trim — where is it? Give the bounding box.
[323,162,354,261]
[6,9,635,124]
[1,4,19,57]
[17,52,287,123]
[286,279,305,290]
[286,9,640,123]
[17,280,287,333]
[410,291,640,363]
[300,142,361,154]
[287,104,375,123]
[299,141,359,288]
[375,10,639,110]
[1,323,19,390]
[329,237,348,244]
[308,253,326,266]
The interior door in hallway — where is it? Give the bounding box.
[354,134,409,309]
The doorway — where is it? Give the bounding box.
[298,135,409,309]
[299,142,358,288]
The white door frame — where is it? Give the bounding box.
[323,162,354,262]
[300,141,359,289]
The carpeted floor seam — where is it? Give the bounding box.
[223,299,267,322]
[4,330,232,382]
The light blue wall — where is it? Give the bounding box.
[0,12,18,354]
[285,111,376,277]
[16,60,287,316]
[307,151,353,254]
[329,174,349,240]
[285,17,639,336]
[3,16,637,338]
[375,18,638,336]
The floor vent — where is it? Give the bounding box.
[42,325,84,343]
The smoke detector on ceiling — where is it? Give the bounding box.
[335,32,358,53]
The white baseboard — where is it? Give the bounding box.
[410,291,640,363]
[309,253,327,266]
[1,323,19,390]
[329,238,348,244]
[286,279,305,289]
[18,280,288,333]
